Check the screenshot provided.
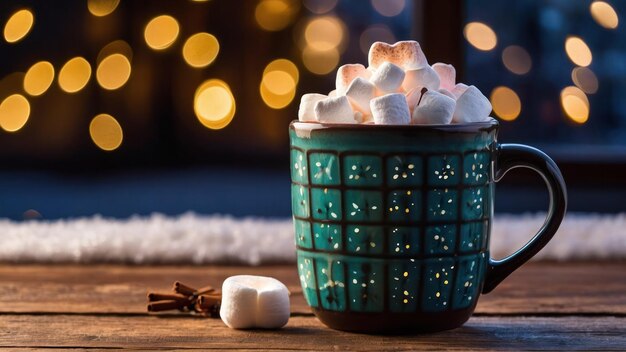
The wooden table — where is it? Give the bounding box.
[1,262,624,350]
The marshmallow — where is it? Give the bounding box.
[438,88,456,100]
[345,77,376,115]
[452,85,492,123]
[370,62,405,94]
[298,93,327,122]
[368,41,428,70]
[451,83,469,99]
[328,90,337,98]
[314,96,356,123]
[405,87,422,112]
[412,89,456,125]
[370,93,411,125]
[432,63,456,91]
[402,66,440,92]
[335,64,370,95]
[220,275,290,330]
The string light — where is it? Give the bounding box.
[304,16,345,51]
[182,33,220,68]
[502,45,532,75]
[590,1,619,29]
[359,24,396,56]
[89,113,123,151]
[302,0,337,14]
[97,40,133,64]
[565,36,592,67]
[144,15,180,50]
[572,67,599,94]
[490,86,521,121]
[560,86,589,124]
[87,0,120,17]
[58,57,92,93]
[23,61,55,96]
[3,9,34,43]
[464,22,497,51]
[0,94,30,132]
[302,46,339,75]
[96,53,131,90]
[371,0,406,17]
[194,79,236,130]
[260,59,299,109]
[255,0,299,31]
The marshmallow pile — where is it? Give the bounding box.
[298,41,493,125]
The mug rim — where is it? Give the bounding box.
[290,118,499,134]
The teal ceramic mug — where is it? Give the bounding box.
[289,119,566,333]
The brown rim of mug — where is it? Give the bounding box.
[290,118,499,134]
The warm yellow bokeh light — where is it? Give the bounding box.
[565,36,592,67]
[182,32,220,68]
[3,9,34,43]
[302,46,340,75]
[464,22,497,51]
[560,86,590,124]
[97,40,133,64]
[58,57,92,93]
[263,59,299,84]
[502,45,532,75]
[371,0,406,17]
[144,15,180,50]
[194,79,236,129]
[572,67,599,94]
[255,0,299,31]
[490,86,521,121]
[302,0,337,14]
[260,81,296,109]
[304,16,345,51]
[87,0,120,17]
[0,94,30,132]
[89,114,123,151]
[590,1,619,29]
[262,71,295,96]
[96,53,131,90]
[23,61,55,96]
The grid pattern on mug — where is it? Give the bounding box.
[291,145,493,314]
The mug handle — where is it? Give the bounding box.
[482,144,567,294]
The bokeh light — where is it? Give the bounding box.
[490,86,521,121]
[502,45,532,75]
[23,61,55,96]
[3,9,34,43]
[255,0,300,31]
[302,46,340,75]
[560,86,590,124]
[260,59,299,109]
[359,24,396,56]
[58,57,92,93]
[97,40,133,64]
[565,36,592,67]
[304,16,345,51]
[302,0,337,14]
[464,22,497,51]
[0,94,30,132]
[371,0,406,17]
[572,67,599,94]
[182,32,220,68]
[590,1,619,29]
[144,15,180,50]
[194,79,236,130]
[96,53,131,90]
[87,0,120,17]
[89,113,123,151]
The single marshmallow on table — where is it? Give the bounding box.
[345,77,376,115]
[315,95,356,123]
[412,89,456,125]
[370,93,411,125]
[370,62,405,94]
[452,85,492,123]
[335,64,371,95]
[402,66,440,92]
[220,275,290,329]
[368,41,428,70]
[298,93,327,122]
[432,63,456,91]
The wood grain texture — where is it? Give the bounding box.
[0,314,625,350]
[0,262,624,315]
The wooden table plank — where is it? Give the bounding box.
[0,262,624,315]
[0,314,624,350]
